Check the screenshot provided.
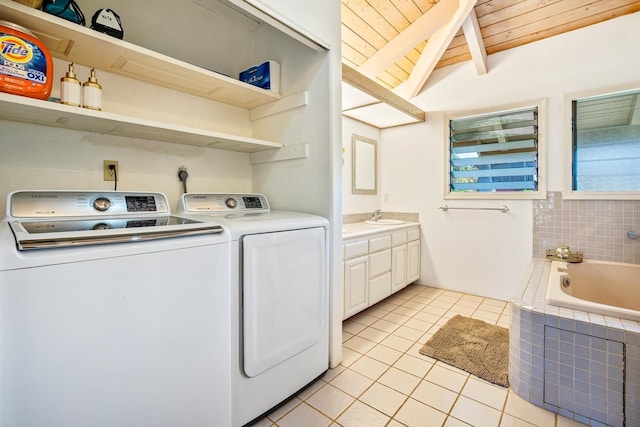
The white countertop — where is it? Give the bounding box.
[342,221,420,240]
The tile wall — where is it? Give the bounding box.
[533,192,640,264]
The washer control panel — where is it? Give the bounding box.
[181,193,270,214]
[9,191,170,218]
[225,197,238,209]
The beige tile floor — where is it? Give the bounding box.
[253,284,586,427]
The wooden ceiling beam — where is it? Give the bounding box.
[357,0,458,77]
[462,7,487,75]
[396,0,479,99]
[342,63,426,122]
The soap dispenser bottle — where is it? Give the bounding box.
[60,63,81,107]
[82,68,102,111]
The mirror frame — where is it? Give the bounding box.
[351,134,377,195]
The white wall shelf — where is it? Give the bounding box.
[0,1,281,109]
[0,92,283,152]
[0,1,289,153]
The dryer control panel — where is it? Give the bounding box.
[180,193,270,214]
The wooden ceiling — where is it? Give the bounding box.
[342,0,640,100]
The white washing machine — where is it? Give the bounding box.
[0,191,232,427]
[176,193,329,426]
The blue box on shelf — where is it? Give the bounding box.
[239,60,280,93]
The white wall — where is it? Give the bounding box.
[342,117,381,215]
[0,120,252,214]
[0,55,254,215]
[245,0,341,218]
[243,0,336,49]
[379,12,640,300]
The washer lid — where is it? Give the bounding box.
[5,191,224,250]
[9,217,224,251]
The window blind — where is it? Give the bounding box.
[449,107,538,192]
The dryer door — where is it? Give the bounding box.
[242,227,327,377]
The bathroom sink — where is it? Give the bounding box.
[364,219,405,225]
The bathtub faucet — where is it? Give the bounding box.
[629,231,639,239]
[370,209,382,221]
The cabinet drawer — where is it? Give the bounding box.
[369,235,391,252]
[392,231,407,246]
[369,248,391,278]
[344,240,368,259]
[407,228,420,242]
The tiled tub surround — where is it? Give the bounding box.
[510,258,640,427]
[533,192,640,264]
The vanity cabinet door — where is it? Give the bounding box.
[391,245,407,292]
[407,240,420,284]
[343,256,368,319]
[368,272,391,306]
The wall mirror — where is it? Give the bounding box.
[352,134,377,195]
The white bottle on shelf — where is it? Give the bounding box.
[60,63,81,107]
[82,68,102,111]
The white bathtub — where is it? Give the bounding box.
[546,259,640,321]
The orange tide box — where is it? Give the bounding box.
[0,20,53,100]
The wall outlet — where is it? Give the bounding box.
[103,160,119,181]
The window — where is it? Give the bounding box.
[446,101,546,199]
[570,89,640,197]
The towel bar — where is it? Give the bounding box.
[438,204,509,213]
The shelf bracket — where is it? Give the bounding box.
[250,143,309,165]
[250,92,308,121]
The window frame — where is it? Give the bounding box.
[563,83,640,200]
[444,99,547,200]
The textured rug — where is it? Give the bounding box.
[419,314,509,387]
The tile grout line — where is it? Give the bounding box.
[338,286,454,424]
[378,286,453,425]
[267,285,533,427]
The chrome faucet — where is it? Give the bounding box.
[370,209,382,221]
[629,231,639,239]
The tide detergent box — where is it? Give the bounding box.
[239,60,280,93]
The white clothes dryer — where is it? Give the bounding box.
[177,193,329,426]
[0,191,232,427]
